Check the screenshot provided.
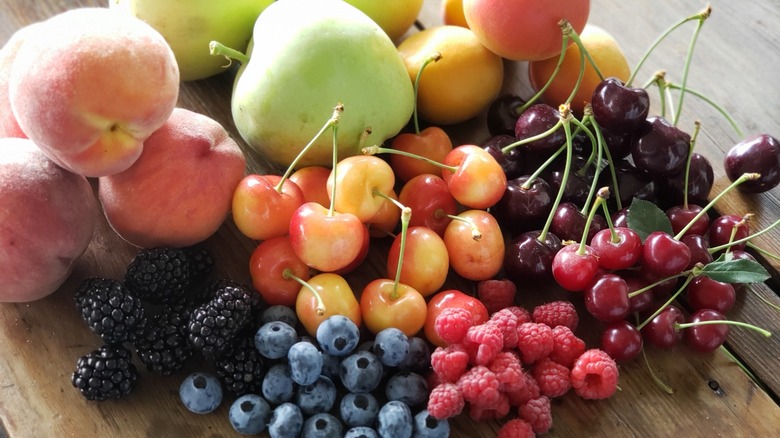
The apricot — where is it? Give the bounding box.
[442,0,469,28]
[529,24,631,115]
[0,138,98,302]
[397,25,504,125]
[7,8,179,177]
[98,108,246,248]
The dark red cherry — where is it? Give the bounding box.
[548,168,593,207]
[492,176,553,235]
[686,276,736,314]
[641,231,692,278]
[589,226,642,271]
[681,234,713,270]
[487,93,526,137]
[656,152,714,208]
[584,273,631,323]
[724,134,780,193]
[709,214,749,251]
[601,129,634,160]
[599,159,657,209]
[601,320,643,362]
[631,116,690,176]
[504,230,562,285]
[611,208,630,228]
[514,104,566,154]
[482,135,524,179]
[591,77,650,134]
[550,202,606,242]
[640,305,685,349]
[622,271,655,314]
[666,204,709,237]
[683,309,730,353]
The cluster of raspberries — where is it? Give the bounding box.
[427,297,619,437]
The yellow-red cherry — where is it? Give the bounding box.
[360,279,427,336]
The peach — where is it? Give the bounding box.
[98,108,246,249]
[0,138,98,302]
[0,24,37,139]
[7,8,179,177]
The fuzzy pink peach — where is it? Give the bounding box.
[0,24,37,139]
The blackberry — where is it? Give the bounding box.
[187,281,258,357]
[74,277,146,343]
[134,302,193,375]
[124,247,211,305]
[71,344,138,401]
[215,333,266,396]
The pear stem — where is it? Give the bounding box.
[209,41,249,65]
[283,269,325,315]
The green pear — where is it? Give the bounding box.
[223,0,415,168]
[110,0,274,81]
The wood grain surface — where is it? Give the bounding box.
[1,1,779,437]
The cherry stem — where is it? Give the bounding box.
[283,269,326,316]
[391,207,413,300]
[444,213,482,240]
[515,30,571,114]
[674,319,772,338]
[501,119,564,155]
[641,343,675,394]
[600,201,621,243]
[673,172,760,240]
[636,272,696,331]
[571,109,605,215]
[664,82,743,137]
[627,269,692,300]
[673,7,710,127]
[328,106,343,217]
[682,120,702,209]
[584,114,622,210]
[277,104,343,193]
[576,188,609,255]
[208,40,250,65]
[625,5,711,87]
[520,142,566,190]
[358,127,373,150]
[746,242,780,262]
[718,345,763,386]
[708,217,780,254]
[565,21,604,81]
[645,70,670,120]
[538,105,574,243]
[412,52,442,135]
[564,49,587,107]
[362,146,458,173]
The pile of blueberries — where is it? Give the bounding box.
[178,305,448,437]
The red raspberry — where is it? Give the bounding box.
[516,322,554,364]
[488,308,519,348]
[468,392,510,422]
[477,278,516,314]
[571,349,620,400]
[487,351,525,392]
[434,307,474,345]
[505,305,533,324]
[533,300,579,331]
[498,418,535,438]
[427,383,465,419]
[464,323,504,366]
[549,325,586,368]
[532,357,571,398]
[518,395,553,434]
[506,371,540,407]
[431,344,470,383]
[457,365,501,406]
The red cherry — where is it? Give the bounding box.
[709,214,749,251]
[551,244,600,292]
[682,309,730,353]
[666,204,708,237]
[640,305,684,350]
[686,276,736,314]
[584,273,631,323]
[589,226,642,271]
[398,174,457,237]
[601,320,643,362]
[641,231,691,278]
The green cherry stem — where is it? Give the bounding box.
[564,49,587,107]
[664,82,744,137]
[362,146,458,173]
[276,104,343,193]
[391,207,413,299]
[538,105,574,243]
[440,212,482,240]
[565,21,604,81]
[682,120,702,209]
[283,268,326,315]
[636,271,698,331]
[520,143,566,189]
[627,269,693,300]
[641,346,675,394]
[412,52,442,135]
[674,319,772,338]
[673,5,711,127]
[575,188,608,255]
[708,217,780,254]
[584,114,623,210]
[328,106,343,217]
[515,27,571,114]
[501,119,564,155]
[673,172,760,240]
[570,110,604,215]
[208,40,250,65]
[746,242,780,262]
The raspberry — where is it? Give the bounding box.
[487,308,519,348]
[549,325,587,368]
[518,395,553,434]
[533,300,579,331]
[431,344,470,383]
[505,306,533,325]
[477,279,516,314]
[498,418,535,438]
[434,307,474,345]
[516,322,554,364]
[571,349,620,400]
[532,357,571,398]
[427,383,464,420]
[487,351,525,392]
[468,392,510,422]
[464,323,504,365]
[506,371,540,407]
[457,366,501,406]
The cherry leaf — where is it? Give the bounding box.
[626,198,673,242]
[699,257,770,284]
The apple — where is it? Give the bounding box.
[341,0,424,42]
[110,0,273,81]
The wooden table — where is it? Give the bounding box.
[2,0,779,436]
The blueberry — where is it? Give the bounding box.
[269,402,303,438]
[340,392,379,428]
[288,341,323,386]
[385,371,429,408]
[412,409,450,438]
[229,394,270,435]
[377,400,413,438]
[255,321,298,359]
[179,372,223,414]
[262,363,296,405]
[373,328,409,367]
[399,337,431,372]
[260,305,299,327]
[301,413,343,438]
[316,315,361,357]
[340,350,383,393]
[344,426,380,438]
[320,353,341,382]
[295,375,337,416]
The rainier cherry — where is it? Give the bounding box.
[249,236,311,307]
[294,272,362,337]
[232,174,305,241]
[443,210,505,281]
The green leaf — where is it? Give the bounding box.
[626,198,673,242]
[699,258,771,284]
